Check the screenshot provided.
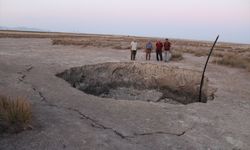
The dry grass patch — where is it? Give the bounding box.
[0,95,32,134]
[52,38,86,46]
[171,51,183,61]
[212,51,224,58]
[52,37,146,50]
[212,53,250,71]
[192,50,209,57]
[180,49,209,57]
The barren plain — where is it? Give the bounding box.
[0,31,250,150]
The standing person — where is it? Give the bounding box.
[156,40,163,61]
[130,39,138,60]
[145,40,153,60]
[163,38,172,62]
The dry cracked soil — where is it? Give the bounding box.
[0,38,250,150]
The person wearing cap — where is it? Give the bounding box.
[163,38,172,62]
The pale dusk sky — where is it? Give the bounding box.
[0,0,250,43]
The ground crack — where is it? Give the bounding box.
[67,107,127,139]
[16,66,128,140]
[16,65,49,103]
[26,66,33,72]
[31,86,47,102]
[125,125,195,139]
[127,130,186,138]
[17,65,33,82]
[45,105,192,140]
[15,65,192,141]
[65,107,192,140]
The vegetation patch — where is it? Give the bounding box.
[175,48,209,57]
[0,95,32,134]
[171,51,183,61]
[212,53,250,71]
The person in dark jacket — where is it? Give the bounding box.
[156,40,163,61]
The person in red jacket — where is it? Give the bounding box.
[156,40,163,61]
[163,38,172,62]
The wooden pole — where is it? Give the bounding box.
[199,35,219,102]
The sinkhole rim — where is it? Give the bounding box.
[56,62,214,105]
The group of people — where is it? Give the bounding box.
[130,38,172,62]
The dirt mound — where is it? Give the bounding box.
[57,62,213,104]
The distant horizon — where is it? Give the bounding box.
[1,25,250,45]
[1,0,249,44]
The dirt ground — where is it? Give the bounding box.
[0,37,250,150]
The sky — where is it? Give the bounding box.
[0,0,250,43]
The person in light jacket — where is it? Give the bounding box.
[130,39,138,60]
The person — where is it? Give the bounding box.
[156,40,163,61]
[145,40,153,60]
[130,39,137,60]
[163,38,172,62]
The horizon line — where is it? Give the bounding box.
[0,28,250,45]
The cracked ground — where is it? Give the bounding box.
[0,38,250,150]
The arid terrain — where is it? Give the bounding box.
[0,30,250,150]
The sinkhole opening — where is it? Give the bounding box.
[56,62,214,105]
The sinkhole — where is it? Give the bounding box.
[56,62,214,104]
